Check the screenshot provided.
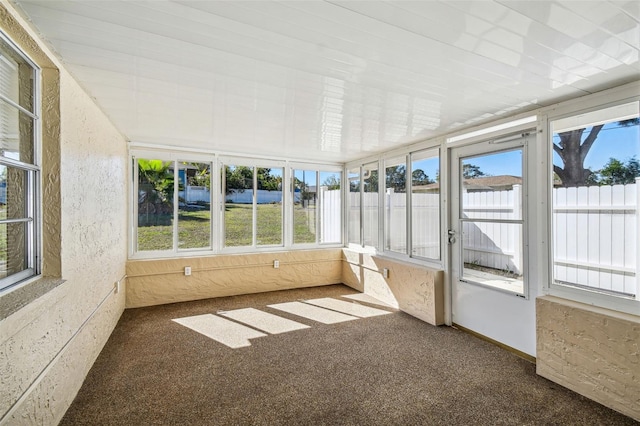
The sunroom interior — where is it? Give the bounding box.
[0,0,639,424]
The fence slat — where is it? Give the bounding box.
[587,185,601,289]
[576,186,589,286]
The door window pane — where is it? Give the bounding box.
[178,162,211,250]
[225,165,253,247]
[551,102,639,297]
[411,150,440,259]
[385,156,406,253]
[461,150,523,220]
[459,147,525,296]
[363,162,379,248]
[293,169,317,244]
[347,168,360,245]
[462,221,524,295]
[137,159,174,251]
[256,167,283,246]
[319,171,341,244]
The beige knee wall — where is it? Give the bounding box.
[342,249,444,326]
[127,248,445,328]
[536,296,640,421]
[126,249,343,308]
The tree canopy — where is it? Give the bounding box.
[358,165,436,192]
[587,157,640,186]
[554,118,639,187]
[462,164,486,179]
[321,175,341,190]
[225,166,282,194]
[138,159,174,204]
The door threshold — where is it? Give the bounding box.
[452,322,536,364]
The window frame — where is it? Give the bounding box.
[130,151,344,259]
[383,154,408,254]
[409,147,441,262]
[131,150,217,259]
[544,95,640,316]
[0,31,41,292]
[345,142,443,269]
[291,166,319,247]
[221,157,286,251]
[290,163,343,247]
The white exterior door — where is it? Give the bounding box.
[449,134,537,356]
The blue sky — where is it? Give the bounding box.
[303,122,639,184]
[293,169,341,187]
[564,122,639,171]
[461,122,639,177]
[464,149,522,177]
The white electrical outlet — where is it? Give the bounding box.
[115,280,120,294]
[274,260,280,268]
[383,268,389,278]
[184,266,192,276]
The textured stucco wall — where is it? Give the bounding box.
[126,249,343,308]
[342,249,445,325]
[536,296,640,421]
[0,2,128,424]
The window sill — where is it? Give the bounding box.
[373,252,444,272]
[0,276,66,321]
[547,284,640,317]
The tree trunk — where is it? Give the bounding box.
[554,125,603,187]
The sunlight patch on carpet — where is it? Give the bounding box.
[218,308,311,334]
[173,314,267,348]
[304,298,392,318]
[268,301,358,324]
[341,293,397,308]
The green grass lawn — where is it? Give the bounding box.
[293,205,316,244]
[137,203,317,251]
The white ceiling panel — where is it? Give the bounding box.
[11,0,640,163]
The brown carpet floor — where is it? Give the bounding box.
[61,285,637,425]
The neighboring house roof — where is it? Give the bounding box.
[464,175,522,191]
[413,175,523,192]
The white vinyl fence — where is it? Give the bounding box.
[350,191,440,258]
[349,182,638,297]
[553,180,638,296]
[179,186,210,204]
[462,185,523,275]
[320,188,341,243]
[460,183,637,295]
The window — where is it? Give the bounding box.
[318,171,341,244]
[363,162,379,248]
[178,162,211,250]
[256,167,283,246]
[348,149,441,261]
[347,167,360,245]
[136,158,213,253]
[224,164,253,247]
[132,156,342,256]
[293,169,317,244]
[224,163,283,248]
[411,149,440,260]
[461,148,525,296]
[384,156,407,254]
[550,101,639,300]
[293,169,342,245]
[0,34,39,290]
